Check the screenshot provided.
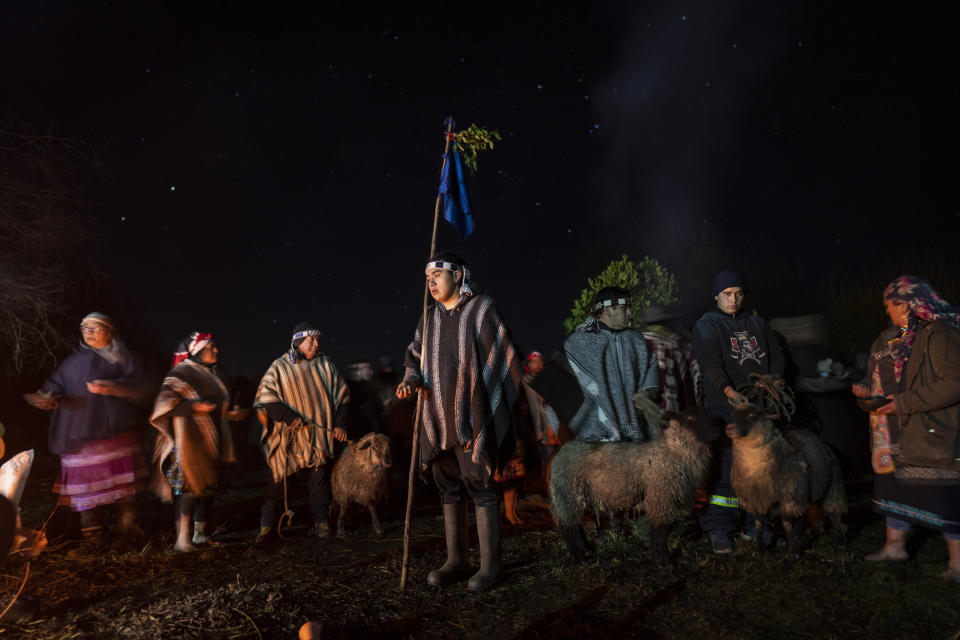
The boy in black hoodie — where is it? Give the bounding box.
[692,270,785,554]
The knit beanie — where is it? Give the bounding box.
[712,270,747,296]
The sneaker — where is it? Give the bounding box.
[710,532,733,555]
[310,522,332,539]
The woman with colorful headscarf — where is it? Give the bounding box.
[23,312,148,555]
[851,276,960,581]
[150,332,236,552]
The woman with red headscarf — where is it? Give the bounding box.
[852,276,960,581]
[150,332,236,552]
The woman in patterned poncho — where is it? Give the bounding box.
[150,332,236,552]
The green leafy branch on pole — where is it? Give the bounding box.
[451,123,502,174]
[563,255,680,333]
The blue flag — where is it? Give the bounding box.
[438,147,474,239]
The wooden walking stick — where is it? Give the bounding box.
[399,118,454,589]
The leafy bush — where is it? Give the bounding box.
[563,255,679,333]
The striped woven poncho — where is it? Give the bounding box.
[150,359,235,502]
[403,293,524,479]
[255,354,350,483]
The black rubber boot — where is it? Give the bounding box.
[467,504,503,592]
[427,502,472,587]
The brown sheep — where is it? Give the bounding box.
[549,408,718,564]
[330,432,392,537]
[727,407,848,554]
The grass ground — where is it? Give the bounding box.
[1,473,958,639]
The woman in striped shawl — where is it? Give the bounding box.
[397,252,524,592]
[150,332,236,552]
[254,322,349,544]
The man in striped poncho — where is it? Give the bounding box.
[397,252,524,592]
[254,322,350,544]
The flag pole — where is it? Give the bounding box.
[400,117,455,589]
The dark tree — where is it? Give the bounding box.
[0,121,99,377]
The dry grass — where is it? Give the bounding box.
[2,474,959,639]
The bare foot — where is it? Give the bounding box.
[864,547,908,562]
[175,540,197,552]
[941,566,960,582]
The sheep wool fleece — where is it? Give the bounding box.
[403,293,524,480]
[563,321,660,442]
[256,354,350,483]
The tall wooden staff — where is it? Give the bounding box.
[399,118,454,589]
[399,117,500,589]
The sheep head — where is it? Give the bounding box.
[353,432,393,470]
[664,407,721,444]
[726,406,778,443]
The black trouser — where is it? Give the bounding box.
[431,447,498,507]
[699,408,765,538]
[260,466,331,528]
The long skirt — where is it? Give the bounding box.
[54,432,147,512]
[873,472,960,534]
[162,444,216,498]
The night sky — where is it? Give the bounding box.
[3,2,959,382]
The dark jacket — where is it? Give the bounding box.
[894,322,960,471]
[692,309,786,418]
[41,345,143,455]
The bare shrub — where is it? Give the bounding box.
[0,122,100,376]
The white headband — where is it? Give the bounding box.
[425,260,461,273]
[593,297,630,313]
[425,260,474,297]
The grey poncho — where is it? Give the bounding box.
[563,318,660,442]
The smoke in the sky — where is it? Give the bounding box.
[590,3,801,260]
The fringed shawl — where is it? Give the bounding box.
[404,294,524,477]
[149,360,234,502]
[255,354,349,482]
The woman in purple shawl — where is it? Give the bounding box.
[24,312,148,554]
[852,276,960,581]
